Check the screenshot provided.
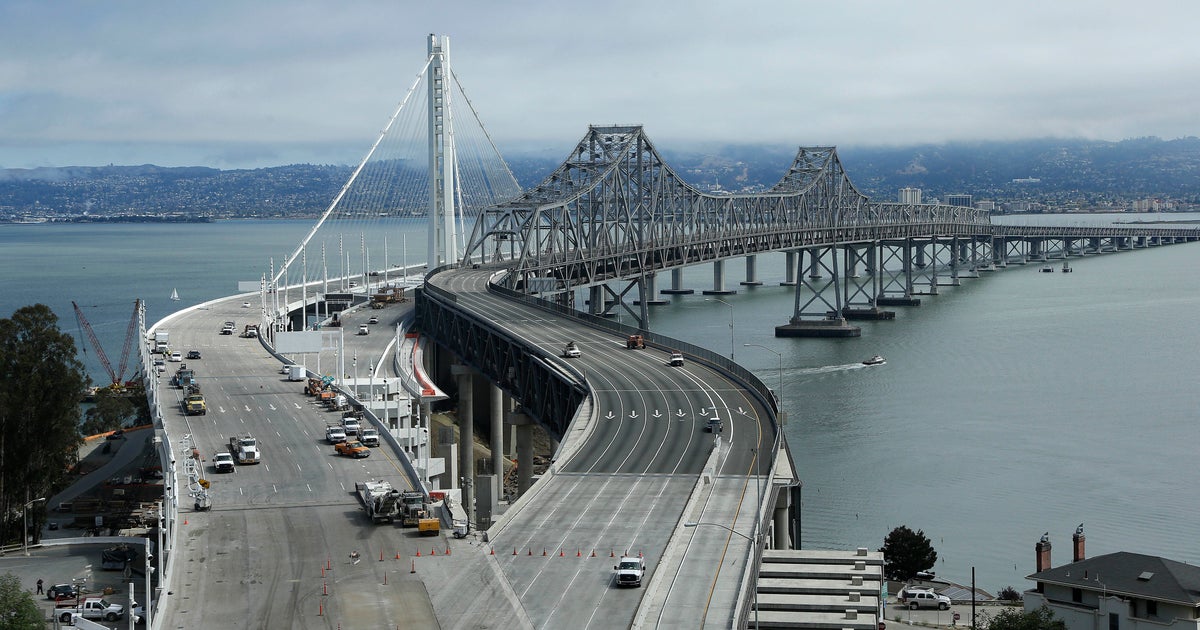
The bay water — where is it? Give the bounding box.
[3,214,1197,594]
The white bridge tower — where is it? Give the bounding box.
[427,34,458,267]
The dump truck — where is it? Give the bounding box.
[228,434,260,464]
[626,334,645,349]
[184,393,207,415]
[171,367,195,388]
[356,480,401,523]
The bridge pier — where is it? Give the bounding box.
[508,412,535,498]
[702,260,736,295]
[633,272,669,305]
[741,255,763,286]
[490,384,504,508]
[776,247,860,337]
[841,242,894,321]
[452,364,476,528]
[660,268,693,295]
[876,240,921,306]
[780,251,798,286]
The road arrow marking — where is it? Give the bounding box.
[605,411,615,420]
[676,409,686,417]
[652,410,662,418]
[629,410,638,419]
[699,409,709,416]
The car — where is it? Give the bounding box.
[341,417,360,436]
[367,316,379,324]
[46,583,77,601]
[186,350,202,360]
[169,351,182,362]
[325,426,346,444]
[213,452,235,473]
[241,301,251,308]
[901,588,951,610]
[358,324,369,335]
[669,352,685,367]
[562,341,581,358]
[704,417,723,433]
[613,556,646,587]
[220,326,233,335]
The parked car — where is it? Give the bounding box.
[325,426,346,444]
[901,588,951,610]
[46,583,77,601]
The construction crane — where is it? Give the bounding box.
[73,299,141,390]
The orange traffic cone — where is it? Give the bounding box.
[576,549,581,557]
[512,547,518,555]
[559,549,565,557]
[416,548,421,557]
[410,559,416,574]
[590,549,596,558]
[431,547,438,556]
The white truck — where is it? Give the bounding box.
[154,330,169,353]
[288,364,306,381]
[57,597,125,623]
[228,434,260,464]
[356,480,402,523]
[213,451,235,473]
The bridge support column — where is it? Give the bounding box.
[419,400,433,485]
[702,260,736,295]
[660,268,693,295]
[490,384,504,507]
[807,251,822,279]
[773,489,791,549]
[776,247,860,337]
[741,255,762,286]
[508,412,535,498]
[634,272,669,305]
[780,251,798,286]
[452,364,476,527]
[503,393,515,458]
[587,286,606,316]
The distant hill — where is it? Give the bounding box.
[3,137,1198,219]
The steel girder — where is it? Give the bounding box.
[414,286,586,440]
[460,125,992,295]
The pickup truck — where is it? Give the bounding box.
[56,597,125,622]
[341,417,360,436]
[358,427,380,447]
[213,452,235,473]
[335,440,371,458]
[184,393,207,415]
[613,556,646,587]
[325,425,346,444]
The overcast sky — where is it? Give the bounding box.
[3,1,1199,169]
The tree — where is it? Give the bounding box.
[0,571,43,629]
[879,525,938,581]
[983,605,1066,630]
[0,304,89,546]
[81,388,145,436]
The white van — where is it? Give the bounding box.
[358,324,369,335]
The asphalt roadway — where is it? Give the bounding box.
[151,270,774,629]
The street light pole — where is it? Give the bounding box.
[23,496,45,556]
[743,343,784,413]
[684,520,760,624]
[707,298,735,360]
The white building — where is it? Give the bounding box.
[898,187,922,204]
[1024,527,1200,630]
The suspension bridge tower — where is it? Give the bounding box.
[427,34,458,267]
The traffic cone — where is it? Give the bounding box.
[431,547,437,556]
[512,547,517,555]
[610,549,615,558]
[490,547,495,556]
[183,519,188,525]
[445,545,451,556]
[590,549,596,558]
[528,548,532,556]
[416,548,421,557]
[410,559,416,574]
[321,566,325,577]
[559,549,565,557]
[379,550,384,561]
[383,572,388,585]
[318,603,323,616]
[395,552,401,560]
[322,580,328,596]
[576,549,581,557]
[639,550,643,558]
[542,548,547,556]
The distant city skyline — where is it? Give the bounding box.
[4,1,1200,170]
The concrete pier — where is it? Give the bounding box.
[780,251,797,286]
[776,317,861,337]
[702,260,736,295]
[741,255,763,286]
[660,267,693,295]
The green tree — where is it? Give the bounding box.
[0,571,43,629]
[0,304,89,545]
[81,388,141,436]
[983,605,1066,630]
[879,525,938,581]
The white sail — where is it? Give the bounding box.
[170,288,180,301]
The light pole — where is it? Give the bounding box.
[23,497,45,556]
[706,298,735,360]
[684,520,760,623]
[744,343,784,416]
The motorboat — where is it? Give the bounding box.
[1062,261,1073,273]
[862,355,886,366]
[1040,265,1054,273]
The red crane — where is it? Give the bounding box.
[73,299,142,389]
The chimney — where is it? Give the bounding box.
[1036,533,1052,572]
[1073,524,1086,562]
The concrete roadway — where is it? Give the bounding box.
[155,299,438,629]
[429,268,774,629]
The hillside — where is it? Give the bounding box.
[3,137,1198,220]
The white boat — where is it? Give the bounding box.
[1062,261,1073,273]
[170,288,180,301]
[862,355,886,366]
[1040,265,1054,273]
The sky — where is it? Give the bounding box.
[3,1,1199,170]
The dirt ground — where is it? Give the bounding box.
[428,411,554,501]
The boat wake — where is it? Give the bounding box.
[790,363,867,376]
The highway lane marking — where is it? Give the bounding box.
[269,403,277,410]
[273,484,278,493]
[307,484,312,492]
[285,445,292,454]
[296,463,302,473]
[293,402,301,409]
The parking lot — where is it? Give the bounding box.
[1,543,143,627]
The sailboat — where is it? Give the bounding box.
[170,288,180,302]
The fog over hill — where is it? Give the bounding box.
[3,137,1198,219]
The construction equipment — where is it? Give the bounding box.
[398,491,428,527]
[171,367,195,388]
[418,517,441,536]
[228,434,260,464]
[355,480,401,523]
[73,299,142,391]
[626,334,645,349]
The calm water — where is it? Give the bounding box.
[3,214,1197,594]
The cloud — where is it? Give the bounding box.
[3,0,1200,168]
